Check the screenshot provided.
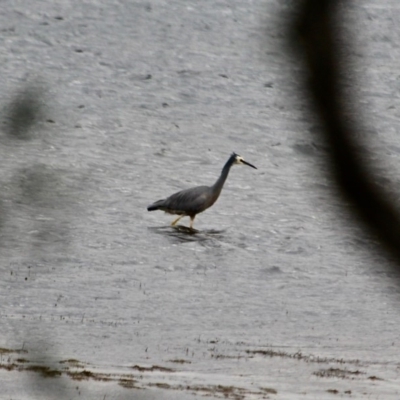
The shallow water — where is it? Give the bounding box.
[1,0,400,398]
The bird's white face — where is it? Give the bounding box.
[234,155,244,165]
[233,154,257,169]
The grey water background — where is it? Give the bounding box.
[1,0,400,398]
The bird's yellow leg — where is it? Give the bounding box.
[189,216,195,229]
[171,215,184,226]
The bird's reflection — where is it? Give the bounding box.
[148,225,226,243]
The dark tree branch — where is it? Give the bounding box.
[293,0,400,267]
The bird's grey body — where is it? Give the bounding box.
[147,153,257,228]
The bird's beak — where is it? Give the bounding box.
[242,160,257,169]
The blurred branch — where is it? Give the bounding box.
[1,83,70,397]
[3,84,45,140]
[292,0,400,267]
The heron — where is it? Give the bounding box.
[147,152,257,229]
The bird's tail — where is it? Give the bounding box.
[147,199,165,211]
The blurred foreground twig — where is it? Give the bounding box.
[292,0,400,269]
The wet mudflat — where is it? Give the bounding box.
[1,0,400,399]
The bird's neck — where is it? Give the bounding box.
[212,157,234,194]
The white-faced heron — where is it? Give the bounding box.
[147,152,257,229]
